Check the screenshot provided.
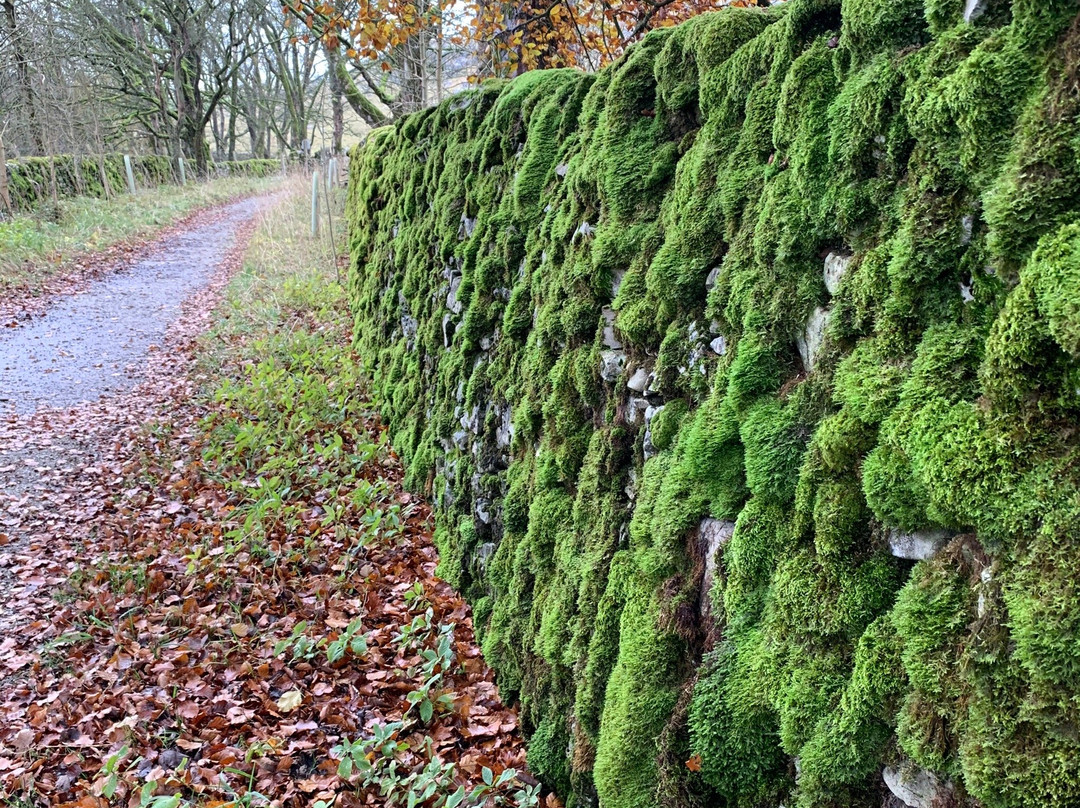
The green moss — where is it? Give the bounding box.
[346,2,1080,804]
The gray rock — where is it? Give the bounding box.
[602,307,621,349]
[705,266,720,290]
[627,367,650,393]
[824,252,852,296]
[887,527,952,560]
[442,314,455,348]
[459,214,476,239]
[601,350,626,382]
[963,0,989,23]
[699,518,735,615]
[555,163,568,178]
[627,395,649,424]
[496,405,514,450]
[573,221,594,243]
[475,498,491,524]
[611,269,626,299]
[624,469,637,502]
[710,335,727,356]
[960,278,975,303]
[452,429,469,450]
[709,319,722,335]
[883,762,952,808]
[475,541,497,573]
[447,274,463,314]
[960,214,974,246]
[643,404,664,460]
[797,306,830,373]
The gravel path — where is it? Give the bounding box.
[0,194,269,679]
[0,197,263,413]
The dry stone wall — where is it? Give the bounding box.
[346,1,1080,806]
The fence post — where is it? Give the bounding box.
[178,157,187,185]
[281,154,287,177]
[123,154,136,194]
[311,170,320,237]
[328,157,337,188]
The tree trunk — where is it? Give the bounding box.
[2,0,44,154]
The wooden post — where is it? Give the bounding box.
[328,157,337,188]
[280,154,287,177]
[178,157,187,185]
[123,154,136,194]
[311,170,320,237]
[0,135,13,216]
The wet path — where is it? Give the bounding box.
[0,197,262,413]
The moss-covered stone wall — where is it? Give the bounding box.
[345,1,1080,805]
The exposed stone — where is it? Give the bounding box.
[887,527,952,560]
[883,762,952,808]
[797,306,830,373]
[459,214,476,239]
[627,367,650,393]
[573,221,594,243]
[496,404,513,450]
[823,252,852,296]
[642,404,663,460]
[555,163,568,177]
[475,498,491,524]
[627,395,649,423]
[475,541,497,573]
[611,269,626,299]
[710,335,727,356]
[447,274,463,314]
[705,266,720,290]
[602,307,621,349]
[963,0,989,23]
[960,277,975,303]
[600,349,626,382]
[442,314,455,348]
[452,429,469,450]
[699,518,735,615]
[624,469,637,502]
[960,213,974,246]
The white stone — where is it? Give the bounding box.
[627,367,650,393]
[883,762,952,808]
[705,266,720,290]
[555,163,568,177]
[824,252,852,296]
[699,518,735,615]
[710,336,727,356]
[960,278,975,303]
[887,527,952,560]
[797,306,830,373]
[600,350,626,383]
[496,405,514,450]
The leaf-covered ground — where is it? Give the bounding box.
[0,182,537,808]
